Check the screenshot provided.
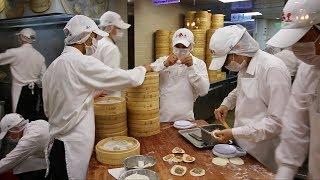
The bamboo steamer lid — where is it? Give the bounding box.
[96,129,128,141]
[95,136,140,165]
[5,0,24,18]
[30,0,51,13]
[94,96,126,115]
[0,0,4,12]
[129,129,160,138]
[127,100,159,111]
[126,83,159,93]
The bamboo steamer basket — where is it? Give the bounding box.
[30,0,51,13]
[5,0,24,18]
[126,84,159,93]
[211,14,225,29]
[95,136,140,165]
[94,96,126,115]
[96,121,127,132]
[142,72,159,85]
[185,11,196,28]
[126,91,159,101]
[95,113,126,125]
[129,129,160,138]
[128,121,160,132]
[0,0,4,12]
[128,116,160,125]
[96,129,128,142]
[127,100,159,111]
[128,109,159,120]
[126,95,159,102]
[205,29,216,66]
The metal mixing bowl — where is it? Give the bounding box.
[118,169,159,180]
[124,155,156,170]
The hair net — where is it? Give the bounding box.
[229,31,260,57]
[64,30,91,45]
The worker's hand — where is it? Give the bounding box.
[164,54,178,67]
[144,63,153,73]
[180,55,193,67]
[214,105,229,122]
[214,129,233,143]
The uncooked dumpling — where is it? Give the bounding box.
[182,154,195,163]
[170,165,187,176]
[163,154,175,162]
[229,157,244,165]
[190,167,206,177]
[172,155,183,163]
[172,147,185,154]
[212,157,229,166]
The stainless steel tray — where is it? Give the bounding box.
[178,128,215,149]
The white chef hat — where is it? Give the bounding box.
[64,15,108,45]
[209,25,259,70]
[0,113,25,140]
[267,0,320,48]
[16,28,36,43]
[99,11,131,30]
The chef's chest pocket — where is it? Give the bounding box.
[239,78,259,100]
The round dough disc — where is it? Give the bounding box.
[170,165,187,176]
[229,157,244,165]
[212,157,229,166]
[163,154,175,162]
[190,168,206,177]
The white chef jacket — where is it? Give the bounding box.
[0,43,46,112]
[93,37,122,97]
[151,54,209,122]
[42,46,146,179]
[221,50,291,172]
[274,49,301,77]
[275,63,320,180]
[0,120,49,175]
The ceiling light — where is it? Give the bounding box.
[218,0,250,3]
[243,12,262,16]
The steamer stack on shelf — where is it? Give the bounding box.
[4,0,24,18]
[94,97,127,143]
[191,29,206,60]
[206,14,226,83]
[30,0,51,13]
[0,0,4,12]
[126,72,161,137]
[155,30,172,59]
[184,11,196,29]
[195,11,211,30]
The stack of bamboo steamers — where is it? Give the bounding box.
[126,72,161,137]
[155,30,173,59]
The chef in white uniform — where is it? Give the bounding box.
[42,15,151,180]
[93,11,131,97]
[151,28,209,122]
[266,0,320,179]
[274,47,301,78]
[211,25,291,172]
[0,113,49,180]
[0,28,46,114]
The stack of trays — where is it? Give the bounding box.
[155,29,171,59]
[94,97,127,143]
[126,72,161,137]
[191,29,206,60]
[205,29,216,66]
[95,136,140,165]
[195,11,211,30]
[211,14,225,29]
[0,0,5,12]
[30,0,51,13]
[4,0,24,18]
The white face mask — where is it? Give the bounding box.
[292,36,320,66]
[173,47,190,60]
[225,55,248,72]
[85,37,98,55]
[112,28,124,42]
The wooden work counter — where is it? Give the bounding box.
[87,120,274,179]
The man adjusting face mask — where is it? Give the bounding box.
[172,46,191,61]
[291,34,320,66]
[85,36,98,55]
[224,54,248,72]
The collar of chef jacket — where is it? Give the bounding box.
[244,50,260,76]
[62,46,83,56]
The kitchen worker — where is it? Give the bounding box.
[211,25,291,172]
[0,28,47,121]
[151,28,209,122]
[274,47,301,79]
[93,11,131,97]
[42,15,151,180]
[0,113,49,180]
[266,0,320,179]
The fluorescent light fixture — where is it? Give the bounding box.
[218,0,250,3]
[243,12,262,16]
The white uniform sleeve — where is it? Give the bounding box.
[101,46,121,69]
[187,60,210,97]
[221,88,238,110]
[150,56,167,72]
[275,63,318,179]
[78,57,146,91]
[232,67,291,142]
[0,49,16,65]
[0,131,43,173]
[37,61,47,87]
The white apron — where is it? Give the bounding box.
[11,83,22,113]
[234,77,279,172]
